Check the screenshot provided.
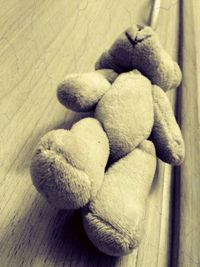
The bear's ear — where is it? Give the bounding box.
[149,85,185,165]
[95,25,140,72]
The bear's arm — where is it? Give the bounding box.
[150,85,185,165]
[57,69,117,112]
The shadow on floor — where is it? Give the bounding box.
[1,194,119,267]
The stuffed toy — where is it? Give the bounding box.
[30,25,185,256]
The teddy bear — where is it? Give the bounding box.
[30,25,185,257]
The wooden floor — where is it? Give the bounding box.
[0,0,199,266]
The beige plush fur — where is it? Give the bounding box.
[30,25,185,257]
[95,70,154,161]
[57,70,117,112]
[83,140,156,256]
[150,85,185,165]
[30,118,109,209]
[96,25,182,91]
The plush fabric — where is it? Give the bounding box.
[30,118,109,209]
[150,85,185,165]
[96,25,182,91]
[95,70,154,161]
[30,25,185,257]
[82,140,156,256]
[57,70,117,112]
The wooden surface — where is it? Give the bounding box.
[171,1,200,267]
[0,1,198,266]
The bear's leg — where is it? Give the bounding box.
[82,140,156,256]
[30,118,109,209]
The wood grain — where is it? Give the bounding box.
[0,1,187,266]
[171,1,200,266]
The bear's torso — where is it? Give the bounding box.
[95,70,154,161]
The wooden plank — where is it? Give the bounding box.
[0,1,181,266]
[171,1,200,266]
